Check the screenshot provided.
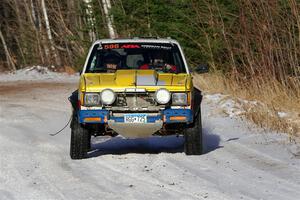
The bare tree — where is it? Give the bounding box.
[102,0,117,38]
[0,27,16,71]
[84,0,96,41]
[41,0,61,66]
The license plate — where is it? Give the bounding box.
[124,114,147,123]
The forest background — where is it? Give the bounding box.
[0,0,299,137]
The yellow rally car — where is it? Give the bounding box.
[69,38,208,159]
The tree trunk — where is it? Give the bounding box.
[36,0,50,64]
[41,0,61,66]
[146,0,151,36]
[24,0,44,64]
[30,0,38,28]
[0,28,16,71]
[102,0,117,38]
[84,0,96,42]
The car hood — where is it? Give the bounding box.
[80,70,192,92]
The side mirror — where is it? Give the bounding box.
[78,69,82,75]
[194,64,209,74]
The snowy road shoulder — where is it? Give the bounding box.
[0,66,79,82]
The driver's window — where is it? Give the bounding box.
[89,55,97,71]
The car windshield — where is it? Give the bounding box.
[85,42,186,73]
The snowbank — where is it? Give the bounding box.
[204,93,299,138]
[0,66,79,82]
[205,93,295,119]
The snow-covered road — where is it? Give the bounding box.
[0,79,300,200]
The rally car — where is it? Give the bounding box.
[69,37,208,159]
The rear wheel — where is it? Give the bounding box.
[70,115,91,159]
[184,110,203,155]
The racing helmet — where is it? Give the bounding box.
[103,51,121,65]
[151,51,166,66]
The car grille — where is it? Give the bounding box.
[117,93,155,106]
[104,93,164,111]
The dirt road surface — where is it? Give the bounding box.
[0,80,300,200]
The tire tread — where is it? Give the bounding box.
[70,116,90,159]
[184,111,203,155]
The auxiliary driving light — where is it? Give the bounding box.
[155,89,171,104]
[100,89,116,105]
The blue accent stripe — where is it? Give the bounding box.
[78,109,193,124]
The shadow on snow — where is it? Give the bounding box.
[87,128,222,158]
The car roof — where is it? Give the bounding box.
[94,37,180,45]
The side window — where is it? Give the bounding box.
[86,44,99,72]
[90,55,97,71]
[173,52,186,73]
[126,54,144,69]
[173,53,180,67]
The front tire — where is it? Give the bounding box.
[70,117,91,159]
[184,111,203,155]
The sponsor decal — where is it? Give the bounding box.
[121,44,140,49]
[104,44,120,49]
[102,44,141,49]
[101,43,172,50]
[140,44,172,50]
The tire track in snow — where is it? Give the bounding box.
[164,141,300,200]
[86,154,231,200]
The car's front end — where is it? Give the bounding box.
[69,38,205,159]
[78,69,195,138]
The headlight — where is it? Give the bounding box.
[155,89,171,104]
[172,93,187,105]
[84,93,100,106]
[100,89,116,105]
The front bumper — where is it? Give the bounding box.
[78,109,193,124]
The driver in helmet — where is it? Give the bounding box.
[139,52,177,73]
[103,51,121,73]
